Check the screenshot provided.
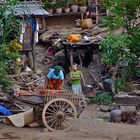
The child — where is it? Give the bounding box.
[70,64,85,95]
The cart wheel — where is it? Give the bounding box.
[42,98,77,132]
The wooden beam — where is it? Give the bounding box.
[95,0,99,24]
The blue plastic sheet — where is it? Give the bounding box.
[27,18,36,33]
[0,105,13,116]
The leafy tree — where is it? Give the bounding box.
[0,0,21,91]
[0,0,21,44]
[100,0,140,92]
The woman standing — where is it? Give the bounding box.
[70,64,85,96]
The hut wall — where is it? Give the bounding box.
[45,14,81,28]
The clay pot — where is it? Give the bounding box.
[71,4,79,12]
[110,109,122,123]
[103,79,113,92]
[64,7,70,13]
[79,6,87,13]
[48,9,53,14]
[56,8,62,14]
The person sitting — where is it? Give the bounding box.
[45,66,64,90]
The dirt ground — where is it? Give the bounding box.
[0,105,140,140]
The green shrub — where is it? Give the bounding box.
[90,93,113,106]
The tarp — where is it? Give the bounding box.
[0,105,13,116]
[4,108,39,127]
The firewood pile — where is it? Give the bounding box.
[9,72,45,93]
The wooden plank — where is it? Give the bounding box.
[85,68,104,90]
[114,94,140,105]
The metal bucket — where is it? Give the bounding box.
[84,85,95,98]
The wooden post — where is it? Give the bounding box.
[64,45,70,73]
[32,31,37,73]
[32,46,37,73]
[95,0,99,24]
[81,12,84,20]
[106,9,109,16]
[70,50,73,67]
[77,50,82,66]
[27,51,33,69]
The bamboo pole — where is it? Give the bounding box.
[95,0,99,24]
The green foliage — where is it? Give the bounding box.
[54,2,64,8]
[0,0,21,90]
[78,0,87,6]
[103,0,140,31]
[115,77,127,92]
[44,1,66,9]
[0,44,11,90]
[102,0,140,41]
[130,29,140,55]
[62,0,69,8]
[100,34,136,66]
[134,68,140,77]
[103,15,124,30]
[0,0,21,44]
[69,0,78,4]
[90,93,113,106]
[100,0,140,92]
[0,68,11,91]
[44,1,55,9]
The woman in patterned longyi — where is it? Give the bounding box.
[45,66,64,90]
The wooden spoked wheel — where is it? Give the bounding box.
[42,98,77,132]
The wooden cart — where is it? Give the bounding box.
[14,90,87,132]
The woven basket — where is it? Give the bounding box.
[80,18,93,29]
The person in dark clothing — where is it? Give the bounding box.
[86,0,98,17]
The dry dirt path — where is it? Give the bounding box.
[0,105,140,140]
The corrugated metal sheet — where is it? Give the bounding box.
[4,2,49,16]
